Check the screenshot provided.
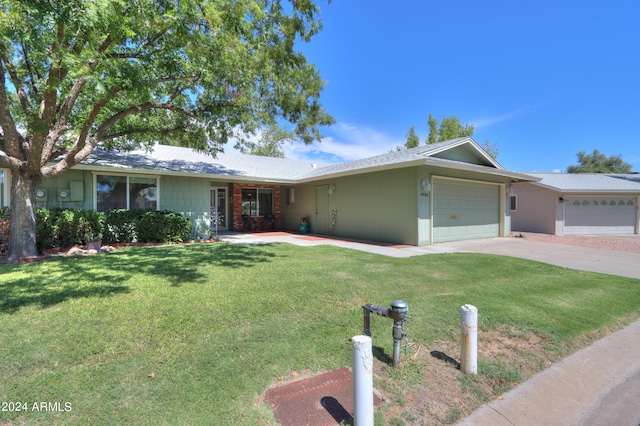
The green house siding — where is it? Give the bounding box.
[333,168,417,244]
[35,169,94,210]
[160,176,212,234]
[33,169,215,238]
[287,168,419,245]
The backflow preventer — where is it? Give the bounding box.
[362,300,409,368]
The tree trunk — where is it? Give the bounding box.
[7,172,39,262]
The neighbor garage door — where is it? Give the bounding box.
[433,179,500,243]
[564,197,637,235]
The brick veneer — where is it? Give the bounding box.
[232,183,281,231]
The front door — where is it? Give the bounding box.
[210,187,227,231]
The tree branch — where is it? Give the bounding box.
[0,65,25,162]
[0,43,33,118]
[98,124,188,142]
[42,32,112,165]
[96,102,196,140]
[20,37,40,97]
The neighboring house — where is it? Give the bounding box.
[511,173,640,235]
[0,137,537,245]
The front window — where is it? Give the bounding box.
[242,188,273,216]
[129,177,157,209]
[96,174,158,212]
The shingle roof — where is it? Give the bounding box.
[527,173,640,192]
[81,144,324,182]
[298,138,485,179]
[79,138,536,183]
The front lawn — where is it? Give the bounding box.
[1,243,639,425]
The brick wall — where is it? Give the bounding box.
[232,183,281,231]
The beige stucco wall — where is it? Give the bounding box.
[511,182,558,234]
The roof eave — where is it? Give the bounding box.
[426,137,505,170]
[72,164,299,184]
[296,158,539,183]
[422,158,539,182]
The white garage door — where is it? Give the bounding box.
[564,198,637,235]
[433,179,500,243]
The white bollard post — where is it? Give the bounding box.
[352,335,374,426]
[460,304,478,375]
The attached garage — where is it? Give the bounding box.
[564,198,637,235]
[432,178,501,243]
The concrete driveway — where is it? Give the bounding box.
[436,237,640,280]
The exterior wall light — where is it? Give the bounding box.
[328,185,336,195]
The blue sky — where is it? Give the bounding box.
[281,0,639,172]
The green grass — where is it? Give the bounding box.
[1,242,639,425]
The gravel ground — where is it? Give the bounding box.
[512,232,640,254]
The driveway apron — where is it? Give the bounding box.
[435,237,640,280]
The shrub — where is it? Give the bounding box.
[136,209,193,243]
[36,208,106,252]
[1,208,193,254]
[103,209,139,243]
[103,209,192,244]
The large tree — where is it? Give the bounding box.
[567,150,633,173]
[0,0,333,261]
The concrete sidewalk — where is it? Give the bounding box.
[456,318,640,426]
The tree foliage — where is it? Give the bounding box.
[0,0,333,260]
[481,140,499,160]
[427,113,438,145]
[404,125,419,149]
[567,150,633,173]
[426,113,474,144]
[245,124,294,158]
[395,115,499,158]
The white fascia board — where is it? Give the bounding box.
[425,137,504,170]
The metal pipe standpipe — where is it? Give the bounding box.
[362,300,409,368]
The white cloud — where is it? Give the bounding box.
[284,121,403,163]
[471,104,545,129]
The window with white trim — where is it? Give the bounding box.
[510,195,517,211]
[96,174,158,212]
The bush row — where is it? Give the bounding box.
[0,207,193,253]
